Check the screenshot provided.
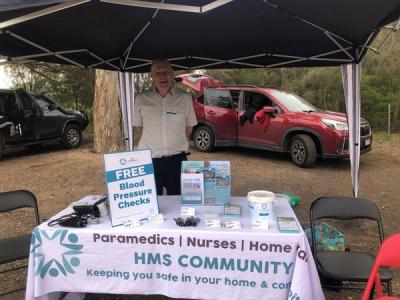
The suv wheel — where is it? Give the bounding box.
[62,124,82,149]
[290,134,317,168]
[193,126,214,152]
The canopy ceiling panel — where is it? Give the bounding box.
[0,0,399,72]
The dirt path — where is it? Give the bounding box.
[1,134,399,299]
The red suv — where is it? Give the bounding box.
[177,73,372,168]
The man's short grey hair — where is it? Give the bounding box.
[150,59,172,73]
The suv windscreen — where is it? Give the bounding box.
[204,88,233,109]
[270,90,318,112]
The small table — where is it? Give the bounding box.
[26,196,324,300]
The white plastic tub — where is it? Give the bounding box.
[247,190,275,223]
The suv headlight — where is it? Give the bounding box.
[322,119,348,131]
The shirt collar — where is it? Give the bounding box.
[152,86,175,97]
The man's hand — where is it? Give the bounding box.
[186,127,193,140]
[135,126,143,141]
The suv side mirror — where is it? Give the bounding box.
[48,103,57,111]
[263,106,275,114]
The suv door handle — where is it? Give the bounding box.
[207,111,216,115]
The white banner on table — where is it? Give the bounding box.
[26,197,325,300]
[103,149,158,226]
[27,228,322,300]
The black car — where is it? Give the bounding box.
[0,88,89,159]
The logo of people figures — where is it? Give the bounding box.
[31,229,83,278]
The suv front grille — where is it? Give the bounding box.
[360,123,371,136]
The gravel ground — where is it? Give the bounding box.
[0,133,399,300]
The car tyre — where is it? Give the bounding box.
[290,134,317,168]
[193,126,214,152]
[62,124,82,149]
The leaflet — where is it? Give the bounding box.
[208,161,231,205]
[181,173,204,205]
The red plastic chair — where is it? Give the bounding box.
[362,233,400,300]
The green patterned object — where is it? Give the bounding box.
[277,192,300,207]
[305,222,349,251]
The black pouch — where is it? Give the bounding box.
[72,204,100,218]
[48,213,87,227]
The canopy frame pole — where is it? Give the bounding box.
[125,62,152,71]
[89,57,120,68]
[372,18,400,54]
[122,3,163,69]
[6,31,85,68]
[357,31,376,61]
[100,0,233,14]
[125,47,353,71]
[324,32,354,60]
[2,30,120,70]
[0,0,90,30]
[10,49,87,61]
[201,0,233,13]
[88,52,121,70]
[384,19,400,31]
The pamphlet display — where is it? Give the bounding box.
[103,149,158,227]
[181,160,231,205]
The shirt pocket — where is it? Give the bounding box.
[141,107,160,127]
[166,111,185,132]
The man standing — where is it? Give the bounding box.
[133,59,197,195]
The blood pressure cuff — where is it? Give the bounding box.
[72,196,108,218]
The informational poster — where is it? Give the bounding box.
[103,149,159,227]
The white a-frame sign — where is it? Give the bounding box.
[103,149,159,227]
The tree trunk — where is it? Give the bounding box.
[93,69,123,153]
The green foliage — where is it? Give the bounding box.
[374,131,394,141]
[134,73,152,93]
[5,62,95,112]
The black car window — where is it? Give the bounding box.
[35,98,51,112]
[197,95,204,104]
[204,88,233,109]
[243,92,273,111]
[0,93,19,119]
[229,90,240,109]
[16,90,34,110]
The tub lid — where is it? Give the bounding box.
[247,190,275,203]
